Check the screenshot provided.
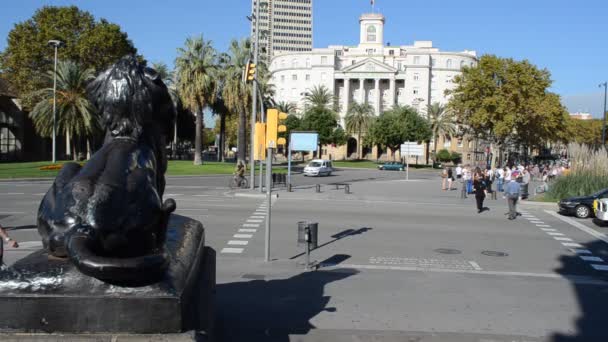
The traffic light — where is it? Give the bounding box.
[244,60,256,83]
[254,122,266,160]
[266,109,288,148]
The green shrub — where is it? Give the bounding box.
[450,151,462,163]
[436,149,452,162]
[545,171,608,201]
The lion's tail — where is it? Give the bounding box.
[65,226,169,286]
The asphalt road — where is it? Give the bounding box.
[2,168,608,341]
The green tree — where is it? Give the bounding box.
[29,60,98,159]
[220,38,252,164]
[299,107,345,155]
[0,6,136,108]
[366,106,431,160]
[304,85,333,111]
[344,102,375,159]
[566,118,604,146]
[447,55,568,162]
[175,35,217,165]
[426,102,456,161]
[276,101,297,114]
[151,61,173,85]
[436,149,452,163]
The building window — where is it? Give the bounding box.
[281,75,285,82]
[444,138,451,148]
[306,58,310,67]
[352,60,356,65]
[468,140,473,149]
[414,73,420,81]
[413,56,420,64]
[457,139,463,148]
[389,50,394,56]
[431,58,436,67]
[397,62,402,70]
[446,59,452,68]
[460,60,465,68]
[321,72,327,81]
[367,25,377,42]
[321,56,327,65]
[305,74,311,81]
[413,87,419,95]
[292,74,297,81]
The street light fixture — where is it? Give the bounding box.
[48,39,64,163]
[600,82,607,147]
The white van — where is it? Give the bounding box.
[303,159,333,177]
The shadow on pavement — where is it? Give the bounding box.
[551,239,608,341]
[216,268,358,342]
[290,227,373,259]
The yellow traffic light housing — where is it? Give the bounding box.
[245,61,256,83]
[266,109,288,148]
[254,122,266,160]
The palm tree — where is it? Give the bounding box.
[175,35,217,165]
[152,61,181,157]
[30,60,98,160]
[426,102,456,161]
[345,102,375,159]
[151,61,173,85]
[304,85,333,111]
[276,101,297,114]
[220,38,252,164]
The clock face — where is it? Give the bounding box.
[367,25,377,42]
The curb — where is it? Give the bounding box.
[232,192,279,199]
[520,200,558,207]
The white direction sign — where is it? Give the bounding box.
[400,142,424,156]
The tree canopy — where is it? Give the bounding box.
[298,107,347,150]
[447,54,568,148]
[366,106,431,153]
[0,6,137,107]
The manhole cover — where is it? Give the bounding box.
[481,251,509,257]
[434,248,462,255]
[242,274,265,280]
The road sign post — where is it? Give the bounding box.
[400,142,424,181]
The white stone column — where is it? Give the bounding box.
[343,78,350,115]
[389,78,396,109]
[359,78,365,104]
[374,78,381,114]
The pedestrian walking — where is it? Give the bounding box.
[505,173,520,220]
[496,166,505,192]
[447,167,454,190]
[0,223,19,267]
[473,171,488,213]
[441,167,448,190]
[455,164,463,180]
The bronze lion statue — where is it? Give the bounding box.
[37,55,176,285]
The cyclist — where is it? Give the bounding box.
[234,161,246,187]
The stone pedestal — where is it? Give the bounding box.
[0,215,215,336]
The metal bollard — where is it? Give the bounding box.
[344,184,350,194]
[315,184,321,193]
[288,183,292,192]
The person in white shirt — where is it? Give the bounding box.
[496,167,505,192]
[455,164,463,180]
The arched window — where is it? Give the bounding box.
[460,60,465,69]
[446,59,452,69]
[367,25,377,42]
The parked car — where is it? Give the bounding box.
[303,159,333,177]
[594,198,608,222]
[378,161,405,171]
[559,188,608,219]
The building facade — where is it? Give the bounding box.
[570,112,593,120]
[251,0,313,61]
[269,12,480,161]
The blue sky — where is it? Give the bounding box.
[1,0,607,117]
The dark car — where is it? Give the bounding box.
[559,188,608,219]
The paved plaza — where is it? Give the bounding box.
[1,168,608,341]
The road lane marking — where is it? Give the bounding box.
[591,264,608,271]
[221,248,243,254]
[164,194,183,197]
[545,210,608,245]
[554,237,573,242]
[547,232,565,236]
[2,193,25,195]
[562,242,583,248]
[570,249,592,254]
[234,234,253,239]
[250,216,265,219]
[530,221,544,224]
[580,256,604,262]
[541,228,557,231]
[537,224,552,227]
[243,223,259,228]
[239,229,257,233]
[227,240,248,246]
[468,261,482,271]
[247,219,263,223]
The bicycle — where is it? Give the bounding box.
[228,175,249,189]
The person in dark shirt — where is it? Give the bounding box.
[447,167,454,190]
[473,171,488,213]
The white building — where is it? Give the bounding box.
[251,0,313,61]
[570,112,593,120]
[270,12,477,119]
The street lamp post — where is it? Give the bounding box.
[48,40,63,163]
[249,2,262,190]
[600,82,607,147]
